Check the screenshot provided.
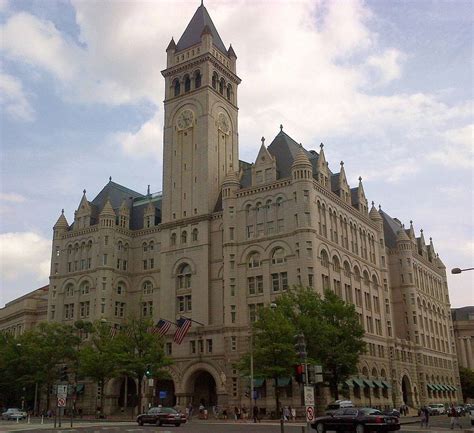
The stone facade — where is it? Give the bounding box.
[18,3,462,416]
[452,306,474,370]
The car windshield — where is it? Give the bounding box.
[327,404,340,410]
[160,407,177,414]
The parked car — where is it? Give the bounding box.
[383,409,400,418]
[428,403,446,415]
[1,408,27,420]
[136,406,186,426]
[469,407,474,426]
[312,407,400,432]
[325,400,354,415]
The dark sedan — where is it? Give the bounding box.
[312,407,400,433]
[136,406,186,426]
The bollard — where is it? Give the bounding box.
[27,415,30,424]
[280,418,285,433]
[302,426,306,433]
[16,416,19,424]
[41,415,44,424]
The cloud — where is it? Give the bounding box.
[111,111,163,160]
[0,232,51,305]
[0,192,27,203]
[429,124,474,168]
[366,49,405,85]
[0,72,35,121]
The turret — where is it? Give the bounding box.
[118,198,130,229]
[201,24,213,52]
[228,44,237,72]
[252,137,276,185]
[74,189,92,229]
[144,198,156,228]
[292,147,312,181]
[166,37,176,65]
[53,209,69,238]
[369,201,383,232]
[351,176,368,214]
[316,143,330,188]
[99,198,116,228]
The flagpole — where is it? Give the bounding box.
[181,316,205,326]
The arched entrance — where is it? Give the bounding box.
[401,375,413,407]
[155,379,176,407]
[193,371,217,407]
[118,377,137,409]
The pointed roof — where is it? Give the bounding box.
[228,44,237,58]
[369,202,382,221]
[176,4,227,53]
[292,147,312,168]
[397,226,410,242]
[380,210,404,248]
[100,198,116,217]
[166,38,176,52]
[267,129,315,179]
[92,180,144,211]
[54,209,69,229]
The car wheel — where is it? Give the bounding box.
[315,422,325,433]
[356,424,365,433]
[138,419,143,426]
[175,422,181,427]
[156,419,162,426]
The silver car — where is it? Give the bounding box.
[1,408,27,420]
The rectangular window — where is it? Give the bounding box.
[229,227,234,240]
[165,342,172,355]
[102,254,108,266]
[68,262,72,272]
[231,336,237,351]
[231,305,236,323]
[322,275,330,291]
[50,305,55,320]
[143,260,148,270]
[117,259,121,269]
[206,339,213,353]
[248,277,256,295]
[249,304,257,323]
[257,223,264,236]
[198,340,204,353]
[190,340,196,354]
[256,275,263,293]
[308,269,314,288]
[267,221,274,235]
[150,258,154,268]
[277,219,284,232]
[246,225,254,238]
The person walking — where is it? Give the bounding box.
[419,406,427,428]
[290,406,296,422]
[449,404,461,429]
[187,402,193,421]
[253,405,260,423]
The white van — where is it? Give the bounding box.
[325,400,354,415]
[428,403,446,415]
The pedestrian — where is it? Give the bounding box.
[253,404,260,423]
[290,406,296,422]
[449,404,461,429]
[420,406,427,428]
[187,402,193,420]
[283,406,290,421]
[222,407,228,420]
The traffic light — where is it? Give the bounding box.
[294,333,307,360]
[60,365,69,381]
[145,364,151,378]
[294,364,305,384]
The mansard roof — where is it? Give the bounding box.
[91,180,144,210]
[380,210,402,249]
[451,306,474,321]
[176,4,227,53]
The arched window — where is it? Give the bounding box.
[149,240,154,251]
[194,70,201,88]
[276,197,283,207]
[271,247,286,265]
[184,74,191,92]
[192,228,198,241]
[143,281,153,295]
[173,79,180,97]
[363,270,370,286]
[212,72,218,89]
[353,266,361,282]
[80,281,90,295]
[65,283,74,297]
[171,233,176,246]
[343,261,351,278]
[248,252,261,268]
[371,275,378,290]
[181,231,187,244]
[320,250,329,268]
[332,256,340,272]
[143,242,148,252]
[116,282,125,295]
[226,83,232,101]
[219,78,225,94]
[371,368,378,378]
[118,241,124,251]
[177,264,192,289]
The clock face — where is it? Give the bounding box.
[177,109,194,130]
[217,112,230,134]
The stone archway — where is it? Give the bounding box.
[155,379,176,407]
[401,375,413,407]
[193,371,217,407]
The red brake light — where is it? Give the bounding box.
[375,416,383,423]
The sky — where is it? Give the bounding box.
[0,0,472,308]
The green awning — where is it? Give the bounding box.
[253,378,265,388]
[432,384,442,391]
[439,385,449,391]
[427,384,435,391]
[277,377,291,387]
[444,385,452,391]
[344,380,354,388]
[381,380,391,389]
[373,380,384,388]
[363,379,375,388]
[451,386,457,391]
[352,378,365,387]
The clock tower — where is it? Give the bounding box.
[161,3,241,223]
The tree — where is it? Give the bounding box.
[236,306,298,417]
[278,287,366,399]
[459,367,474,402]
[78,321,121,415]
[113,317,171,414]
[0,323,81,411]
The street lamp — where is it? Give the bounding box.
[451,267,474,274]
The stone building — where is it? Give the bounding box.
[452,306,474,370]
[0,285,49,335]
[42,3,462,415]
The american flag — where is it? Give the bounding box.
[173,318,192,344]
[155,319,172,336]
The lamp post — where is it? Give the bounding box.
[451,267,474,274]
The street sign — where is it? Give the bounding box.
[57,385,68,399]
[148,379,154,387]
[57,397,66,407]
[315,374,324,383]
[306,406,315,423]
[304,386,315,406]
[314,365,323,374]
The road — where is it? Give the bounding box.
[0,416,472,433]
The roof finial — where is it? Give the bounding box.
[109,176,112,182]
[201,0,204,6]
[280,124,283,132]
[410,220,413,225]
[378,204,381,210]
[420,228,423,233]
[359,176,362,182]
[147,185,150,195]
[83,189,86,195]
[371,200,374,206]
[61,208,64,214]
[340,160,344,166]
[320,142,324,149]
[261,136,265,145]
